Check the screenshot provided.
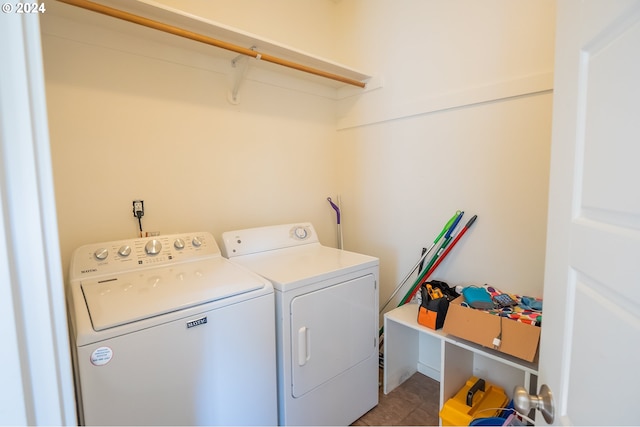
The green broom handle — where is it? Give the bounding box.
[399,211,464,305]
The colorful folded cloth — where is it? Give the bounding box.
[461,285,543,326]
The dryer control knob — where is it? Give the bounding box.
[294,227,308,240]
[192,236,202,247]
[145,239,162,255]
[94,248,108,260]
[118,245,131,257]
[174,238,185,250]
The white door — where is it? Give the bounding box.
[539,1,640,425]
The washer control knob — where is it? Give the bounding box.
[192,236,202,247]
[174,238,185,250]
[94,248,108,260]
[145,239,162,255]
[118,245,131,257]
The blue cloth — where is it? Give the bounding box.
[520,296,542,311]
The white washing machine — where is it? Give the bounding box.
[67,232,277,426]
[221,222,379,426]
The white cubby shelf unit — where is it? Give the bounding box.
[383,303,539,424]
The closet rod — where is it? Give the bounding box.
[57,0,367,88]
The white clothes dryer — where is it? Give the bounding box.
[67,232,277,426]
[221,223,379,426]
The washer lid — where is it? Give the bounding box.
[82,257,266,331]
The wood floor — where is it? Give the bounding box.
[352,371,440,426]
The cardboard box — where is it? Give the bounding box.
[442,296,541,362]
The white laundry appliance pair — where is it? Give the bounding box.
[221,222,380,426]
[67,232,277,426]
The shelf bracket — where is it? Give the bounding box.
[227,46,256,105]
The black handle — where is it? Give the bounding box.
[466,378,486,406]
[465,215,478,228]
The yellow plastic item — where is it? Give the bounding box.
[439,376,509,426]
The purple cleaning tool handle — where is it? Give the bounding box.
[327,197,341,224]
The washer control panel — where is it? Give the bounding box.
[70,232,219,280]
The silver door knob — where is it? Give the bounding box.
[513,384,554,423]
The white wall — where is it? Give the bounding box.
[41,1,555,306]
[332,0,555,305]
[41,1,342,278]
[337,93,552,304]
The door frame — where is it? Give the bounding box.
[0,12,76,425]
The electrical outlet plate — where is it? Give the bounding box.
[133,200,144,217]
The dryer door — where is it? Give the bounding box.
[290,273,376,397]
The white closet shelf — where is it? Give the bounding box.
[55,0,372,90]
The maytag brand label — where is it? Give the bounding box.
[186,316,207,329]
